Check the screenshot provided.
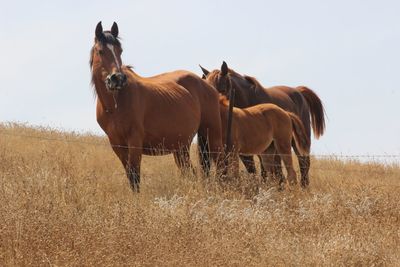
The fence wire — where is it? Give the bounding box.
[1,131,399,161]
[1,130,399,190]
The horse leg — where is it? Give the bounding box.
[199,124,225,178]
[232,153,240,179]
[111,143,143,190]
[239,155,257,174]
[292,142,310,188]
[275,142,297,189]
[259,153,275,183]
[126,141,143,193]
[173,145,195,177]
[197,133,211,176]
[224,150,240,179]
[273,154,283,183]
[111,145,129,170]
[257,155,266,178]
[263,144,282,182]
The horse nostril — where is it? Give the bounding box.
[110,74,118,82]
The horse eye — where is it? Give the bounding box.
[98,49,104,55]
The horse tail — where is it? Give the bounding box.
[288,112,310,156]
[297,86,326,139]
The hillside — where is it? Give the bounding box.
[0,123,399,266]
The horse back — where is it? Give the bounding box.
[264,86,311,137]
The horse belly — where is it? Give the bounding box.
[142,105,200,154]
[237,119,273,155]
[240,141,271,156]
[142,131,196,155]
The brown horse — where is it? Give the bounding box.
[218,95,310,187]
[90,22,224,192]
[200,62,325,187]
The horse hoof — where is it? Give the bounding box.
[278,183,285,191]
[301,179,309,188]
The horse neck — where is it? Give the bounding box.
[232,76,270,107]
[230,77,254,108]
[219,103,239,133]
[219,104,228,122]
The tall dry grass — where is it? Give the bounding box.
[0,123,399,266]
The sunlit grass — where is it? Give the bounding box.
[0,123,399,266]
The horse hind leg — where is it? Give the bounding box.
[239,155,257,174]
[292,140,310,188]
[173,145,195,177]
[198,122,225,178]
[275,141,297,189]
[197,133,211,176]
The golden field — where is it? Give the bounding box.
[0,123,399,266]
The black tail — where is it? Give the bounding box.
[297,86,326,139]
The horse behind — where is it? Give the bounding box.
[90,22,224,192]
[218,95,310,187]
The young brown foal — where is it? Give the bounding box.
[218,96,310,188]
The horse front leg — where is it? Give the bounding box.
[232,152,240,179]
[126,143,143,193]
[259,153,275,183]
[111,145,129,171]
[263,144,282,183]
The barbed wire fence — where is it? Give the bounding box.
[1,129,399,190]
[1,130,399,160]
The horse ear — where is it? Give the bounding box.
[199,65,210,77]
[111,22,119,38]
[95,21,104,40]
[201,74,206,79]
[221,61,228,76]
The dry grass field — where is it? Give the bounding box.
[0,123,399,266]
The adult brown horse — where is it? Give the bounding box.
[90,22,224,192]
[218,95,310,188]
[200,62,325,187]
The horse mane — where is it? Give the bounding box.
[206,70,221,84]
[243,75,263,89]
[219,94,230,107]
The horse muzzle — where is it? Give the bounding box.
[105,72,127,91]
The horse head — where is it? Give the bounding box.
[200,61,259,108]
[91,21,127,91]
[200,61,233,98]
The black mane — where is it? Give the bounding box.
[98,31,121,46]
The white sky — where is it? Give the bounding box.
[1,0,399,156]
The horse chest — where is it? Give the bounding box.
[97,113,141,141]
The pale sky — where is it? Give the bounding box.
[1,0,399,157]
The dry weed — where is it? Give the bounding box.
[0,123,399,266]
